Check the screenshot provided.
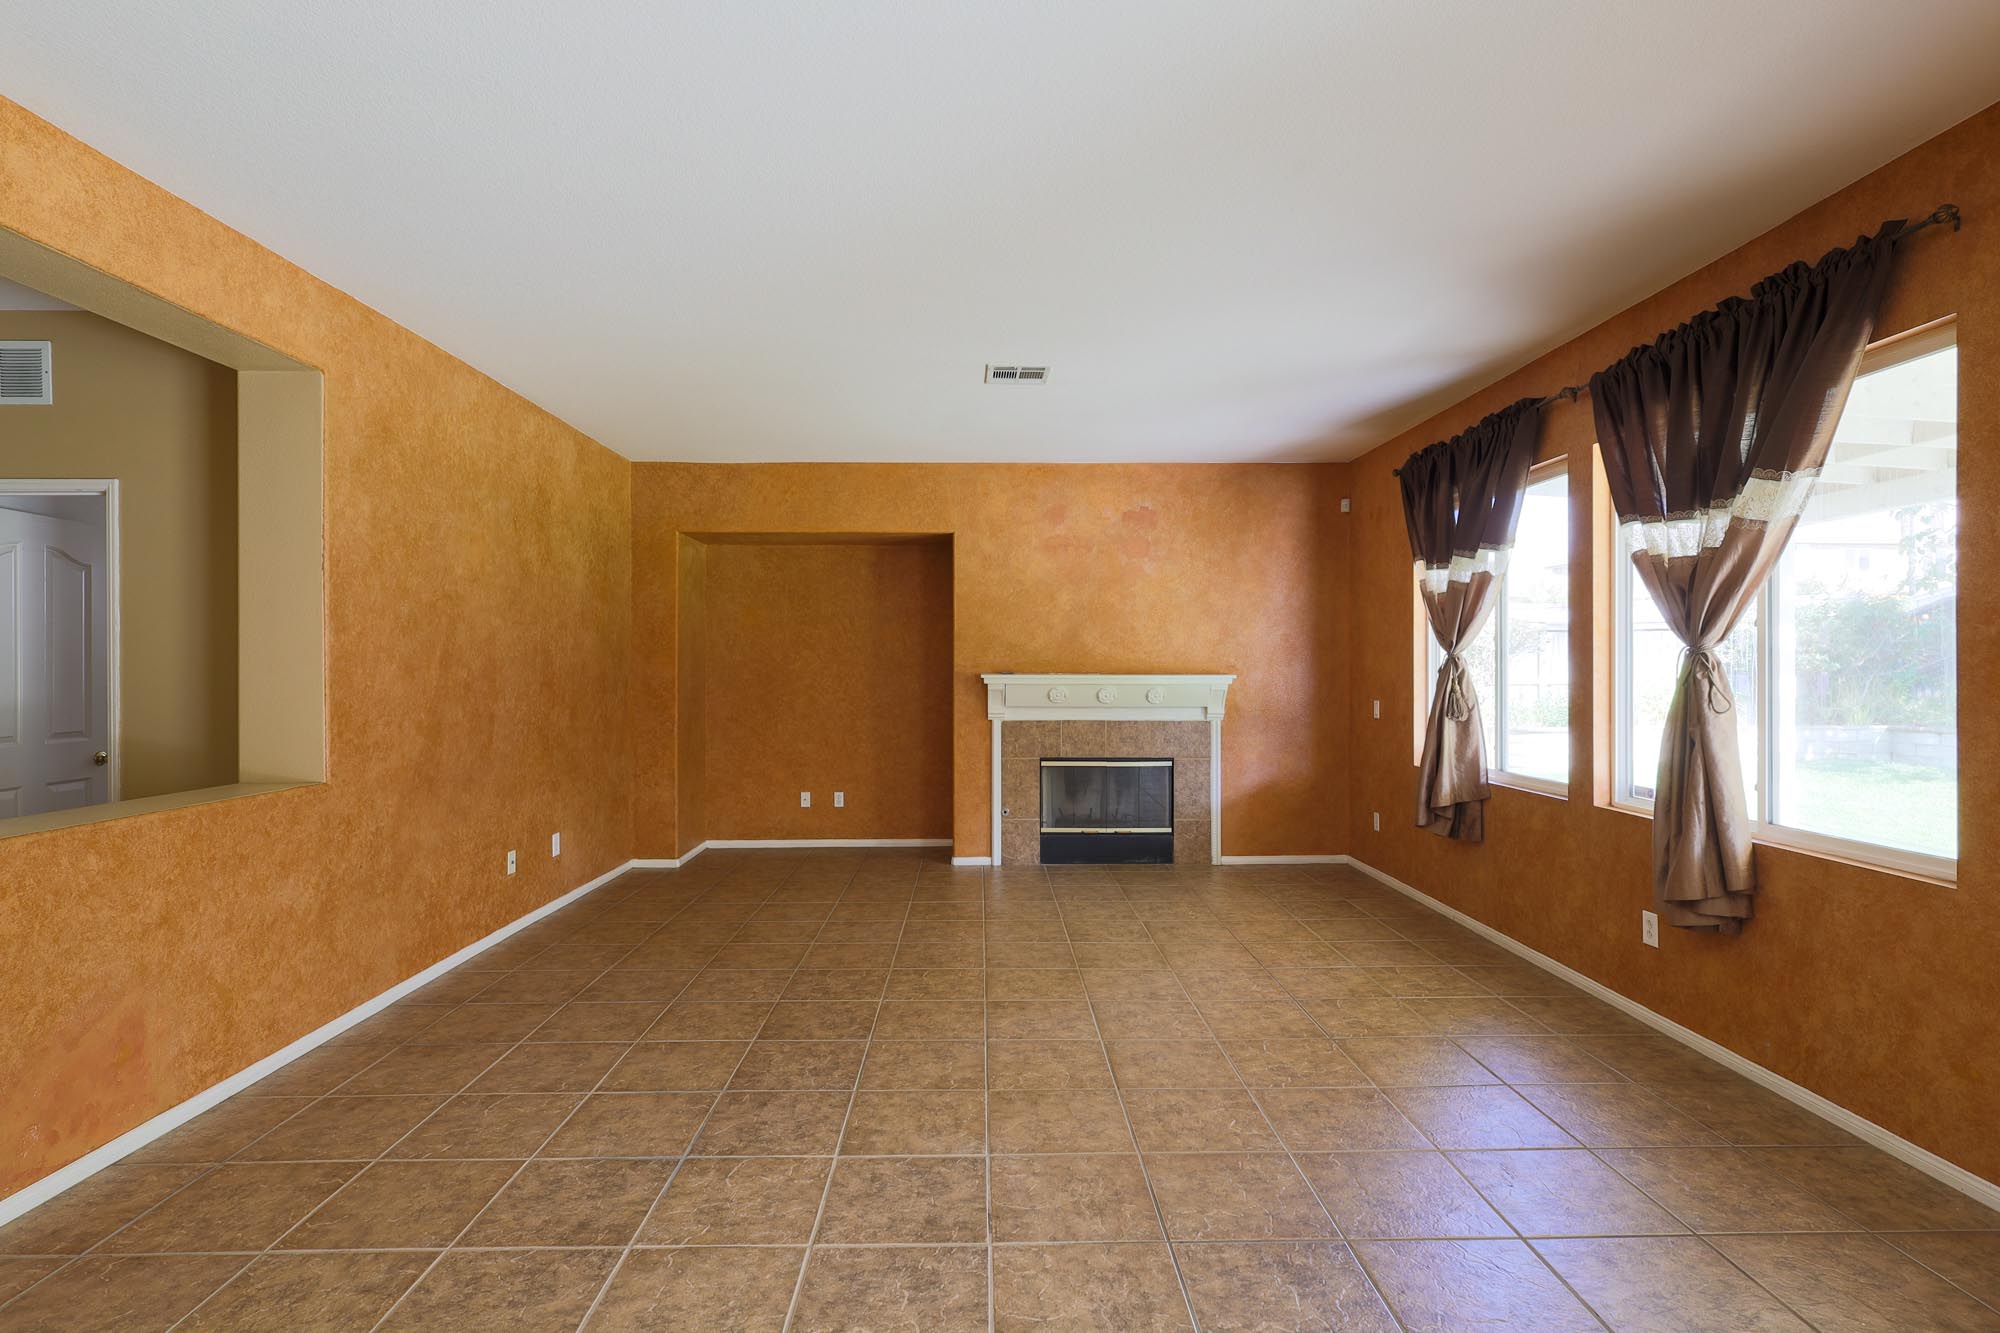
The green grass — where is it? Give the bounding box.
[1785,759,1956,859]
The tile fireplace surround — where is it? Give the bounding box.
[982,674,1235,866]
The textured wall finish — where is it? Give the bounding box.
[700,540,952,840]
[630,463,1353,862]
[1344,104,2000,1184]
[0,97,633,1197]
[0,308,238,799]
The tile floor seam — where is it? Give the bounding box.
[347,882,710,1333]
[775,866,912,1333]
[1064,887,1206,1331]
[1190,898,1433,1327]
[10,857,1999,1330]
[570,862,844,1331]
[1575,1148,1850,1329]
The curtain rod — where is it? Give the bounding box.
[1526,203,1964,411]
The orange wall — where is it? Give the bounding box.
[0,98,633,1195]
[632,464,1353,860]
[699,540,952,840]
[1345,105,2000,1182]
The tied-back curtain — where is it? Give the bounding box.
[1592,220,1905,933]
[1399,398,1543,841]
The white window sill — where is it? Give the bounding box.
[1608,796,1955,886]
[1490,771,1568,799]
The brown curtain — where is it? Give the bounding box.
[1592,221,1905,933]
[1399,398,1542,841]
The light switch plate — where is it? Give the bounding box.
[834,791,844,808]
[800,791,811,808]
[551,832,561,858]
[506,850,517,876]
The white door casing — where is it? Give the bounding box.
[0,502,111,816]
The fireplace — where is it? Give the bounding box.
[1040,758,1174,863]
[980,674,1234,866]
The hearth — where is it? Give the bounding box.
[1040,758,1174,863]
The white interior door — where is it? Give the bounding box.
[0,506,110,816]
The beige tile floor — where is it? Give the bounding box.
[2,850,1996,1331]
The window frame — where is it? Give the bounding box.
[1610,321,1958,884]
[1421,455,1571,799]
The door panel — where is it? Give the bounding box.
[0,504,110,816]
[0,542,17,749]
[43,545,92,738]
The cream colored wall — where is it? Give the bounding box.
[0,308,238,799]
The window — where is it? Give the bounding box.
[1614,324,1957,875]
[1424,460,1570,789]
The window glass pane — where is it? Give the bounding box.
[1771,340,1956,859]
[1501,472,1569,781]
[1622,541,1758,806]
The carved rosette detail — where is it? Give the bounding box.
[1096,687,1118,705]
[1046,686,1070,704]
[1145,686,1166,704]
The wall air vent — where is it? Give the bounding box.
[0,341,52,405]
[984,364,1049,383]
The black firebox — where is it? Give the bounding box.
[1039,758,1174,864]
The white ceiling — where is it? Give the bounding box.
[3,2,1996,463]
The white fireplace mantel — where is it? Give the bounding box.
[979,673,1235,865]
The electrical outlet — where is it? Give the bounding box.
[1371,811,1381,832]
[1340,497,1351,513]
[1371,699,1381,719]
[506,850,517,876]
[834,791,844,808]
[1641,910,1660,948]
[800,791,811,808]
[551,832,561,858]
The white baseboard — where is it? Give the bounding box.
[702,838,951,849]
[1339,854,2000,1214]
[1218,854,1343,864]
[0,857,639,1229]
[951,856,993,866]
[631,841,706,869]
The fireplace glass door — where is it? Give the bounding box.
[1040,759,1174,862]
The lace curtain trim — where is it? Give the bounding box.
[1416,545,1509,595]
[1620,468,1819,559]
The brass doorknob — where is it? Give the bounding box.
[93,751,108,766]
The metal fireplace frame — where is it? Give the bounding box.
[1038,757,1175,864]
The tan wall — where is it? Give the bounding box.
[631,463,1353,861]
[699,539,952,840]
[0,308,237,798]
[1345,104,2000,1184]
[0,97,633,1196]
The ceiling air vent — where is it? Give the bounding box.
[985,364,1049,384]
[0,341,52,405]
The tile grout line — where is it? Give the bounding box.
[8,857,1993,1326]
[981,866,1000,1333]
[1282,876,1618,1331]
[774,859,914,1333]
[1059,873,1206,1332]
[41,894,665,1328]
[572,855,839,1331]
[153,873,689,1329]
[352,871,713,1333]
